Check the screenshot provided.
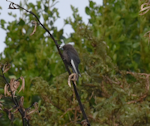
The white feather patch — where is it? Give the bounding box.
[71,59,78,74]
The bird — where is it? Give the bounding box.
[61,44,81,79]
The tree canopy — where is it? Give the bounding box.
[0,0,150,125]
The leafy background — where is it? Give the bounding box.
[0,0,150,125]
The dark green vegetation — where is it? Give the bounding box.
[0,0,150,125]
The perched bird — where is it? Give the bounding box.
[62,44,81,78]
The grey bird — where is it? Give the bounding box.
[62,44,81,78]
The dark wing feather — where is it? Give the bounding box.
[67,51,80,75]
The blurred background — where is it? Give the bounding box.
[1,0,150,126]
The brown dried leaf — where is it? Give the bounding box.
[81,120,88,126]
[8,112,12,120]
[18,76,25,93]
[19,96,24,109]
[139,3,150,15]
[4,84,11,96]
[27,102,38,115]
[144,31,150,37]
[68,76,72,87]
[33,102,38,108]
[13,81,20,90]
[30,21,38,36]
[10,78,20,96]
[24,102,38,120]
[4,108,14,121]
[13,108,19,114]
[68,73,77,87]
[3,63,11,74]
[13,97,25,114]
[24,114,31,120]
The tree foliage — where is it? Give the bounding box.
[0,0,150,125]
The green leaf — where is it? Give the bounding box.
[89,1,95,8]
[85,6,90,15]
[17,19,25,26]
[44,5,48,12]
[0,19,6,29]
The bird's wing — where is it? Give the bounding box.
[71,59,78,74]
[67,51,80,75]
[67,51,80,64]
